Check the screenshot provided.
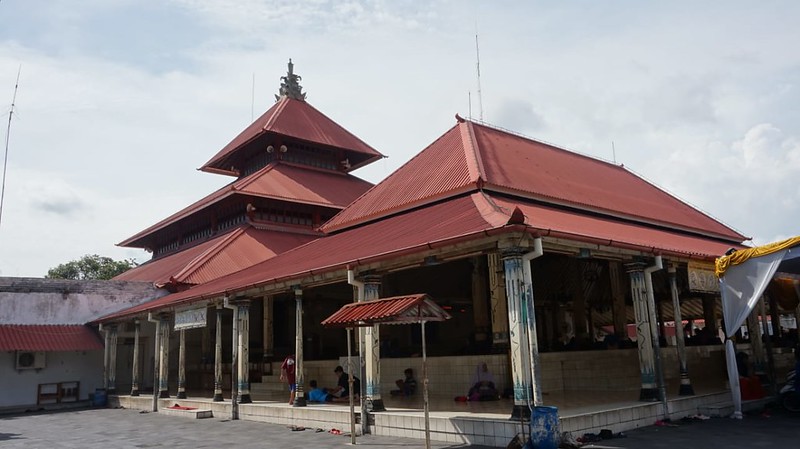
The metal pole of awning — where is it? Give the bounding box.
[421,320,431,449]
[347,327,356,445]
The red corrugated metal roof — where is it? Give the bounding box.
[0,325,103,351]
[119,162,371,248]
[114,226,315,287]
[321,294,451,327]
[490,195,743,258]
[99,191,741,323]
[236,162,373,208]
[201,97,383,174]
[323,120,745,244]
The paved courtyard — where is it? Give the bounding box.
[0,406,797,448]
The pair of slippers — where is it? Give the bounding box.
[288,425,325,433]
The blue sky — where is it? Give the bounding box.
[1,0,799,276]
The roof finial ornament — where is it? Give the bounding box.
[276,58,307,102]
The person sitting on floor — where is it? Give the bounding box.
[390,368,417,396]
[468,362,499,401]
[328,365,361,401]
[307,380,333,403]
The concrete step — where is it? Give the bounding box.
[161,406,213,419]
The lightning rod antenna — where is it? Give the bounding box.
[475,30,484,121]
[612,141,617,164]
[1,65,21,229]
[251,72,256,122]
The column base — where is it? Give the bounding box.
[212,393,224,402]
[293,396,307,407]
[239,394,252,404]
[639,388,659,402]
[130,389,139,397]
[177,391,187,399]
[159,390,170,399]
[509,404,531,421]
[366,398,386,412]
[107,388,116,395]
[679,383,695,396]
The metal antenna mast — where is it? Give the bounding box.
[475,31,484,121]
[1,65,21,229]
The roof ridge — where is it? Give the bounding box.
[459,121,487,186]
[262,97,289,131]
[171,227,247,283]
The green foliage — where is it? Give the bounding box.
[45,254,138,280]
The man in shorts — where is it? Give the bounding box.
[280,354,296,405]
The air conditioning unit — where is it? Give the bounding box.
[16,351,46,370]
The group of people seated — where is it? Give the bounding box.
[307,365,362,403]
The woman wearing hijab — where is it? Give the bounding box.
[468,362,499,401]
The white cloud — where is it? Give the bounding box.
[1,0,800,276]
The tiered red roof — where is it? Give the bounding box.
[119,162,372,248]
[201,96,383,175]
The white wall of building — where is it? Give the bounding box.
[0,350,103,408]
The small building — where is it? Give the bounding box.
[0,277,163,410]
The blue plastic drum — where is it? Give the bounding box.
[530,406,560,449]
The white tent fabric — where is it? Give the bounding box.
[719,246,800,418]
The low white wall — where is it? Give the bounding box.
[0,350,103,408]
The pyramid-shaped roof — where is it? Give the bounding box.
[201,96,383,175]
[119,162,372,248]
[322,119,746,243]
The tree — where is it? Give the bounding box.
[45,254,138,280]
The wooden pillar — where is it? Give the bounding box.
[158,315,170,398]
[293,288,306,407]
[669,265,693,395]
[702,295,718,337]
[177,329,187,399]
[747,308,766,374]
[572,260,589,347]
[238,300,252,403]
[609,262,628,340]
[263,295,274,361]
[488,253,509,347]
[131,320,140,396]
[213,305,224,401]
[472,256,490,345]
[107,324,118,394]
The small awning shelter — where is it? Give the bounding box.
[0,325,104,351]
[716,236,800,418]
[322,294,451,449]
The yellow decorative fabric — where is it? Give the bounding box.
[715,236,800,278]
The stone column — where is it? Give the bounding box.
[363,274,385,412]
[669,265,694,395]
[158,315,170,398]
[107,325,118,394]
[488,253,509,347]
[103,326,110,391]
[472,256,490,345]
[131,320,141,396]
[503,247,533,420]
[238,300,252,404]
[293,288,307,407]
[177,329,187,399]
[213,305,224,401]
[626,262,658,401]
